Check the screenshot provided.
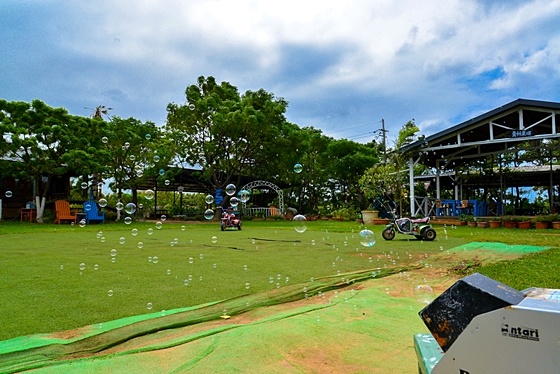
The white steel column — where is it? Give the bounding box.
[436,160,441,199]
[409,157,415,216]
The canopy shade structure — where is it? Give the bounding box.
[401,99,560,216]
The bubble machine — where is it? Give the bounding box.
[414,272,560,373]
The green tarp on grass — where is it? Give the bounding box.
[449,241,550,255]
[0,265,430,373]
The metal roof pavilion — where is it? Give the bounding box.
[400,98,560,215]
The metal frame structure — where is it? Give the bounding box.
[239,180,284,215]
[400,99,560,216]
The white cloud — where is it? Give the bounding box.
[2,0,560,138]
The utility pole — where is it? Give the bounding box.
[381,119,387,164]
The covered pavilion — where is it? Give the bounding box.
[401,98,560,217]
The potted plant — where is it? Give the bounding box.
[476,218,489,228]
[361,208,378,225]
[489,217,502,228]
[503,217,516,228]
[465,215,476,228]
[458,214,468,226]
[551,214,560,230]
[532,214,554,229]
[515,216,531,229]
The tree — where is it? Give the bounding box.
[0,99,108,222]
[165,76,291,208]
[326,138,379,210]
[360,120,419,216]
[102,116,162,220]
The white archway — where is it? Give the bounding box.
[239,180,284,215]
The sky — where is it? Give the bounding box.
[1,0,560,144]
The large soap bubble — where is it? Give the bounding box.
[294,163,303,173]
[293,214,307,233]
[204,209,214,220]
[115,202,124,211]
[5,191,13,198]
[230,197,239,207]
[413,285,434,304]
[239,190,250,203]
[98,198,107,207]
[225,184,236,196]
[359,229,376,247]
[144,190,155,200]
[205,194,214,204]
[125,203,136,215]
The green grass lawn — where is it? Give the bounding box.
[0,219,559,342]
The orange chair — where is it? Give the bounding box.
[53,200,77,225]
[269,205,278,216]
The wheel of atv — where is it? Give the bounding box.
[237,222,242,230]
[423,228,436,241]
[220,223,225,231]
[382,227,395,240]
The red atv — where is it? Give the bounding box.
[221,210,242,231]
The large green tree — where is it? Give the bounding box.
[0,99,107,222]
[165,76,291,207]
[102,116,163,220]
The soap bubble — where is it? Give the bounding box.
[414,285,434,304]
[211,236,218,243]
[359,229,376,247]
[116,202,123,211]
[311,239,316,245]
[125,203,136,215]
[205,195,214,204]
[124,142,130,149]
[153,155,160,163]
[5,191,12,198]
[189,257,194,264]
[225,184,236,196]
[98,198,107,207]
[108,290,113,297]
[204,209,214,220]
[156,222,163,229]
[124,216,132,225]
[94,264,99,270]
[79,263,86,271]
[145,133,151,140]
[131,228,138,236]
[188,103,195,110]
[129,155,136,161]
[147,302,153,310]
[294,163,303,173]
[161,215,167,222]
[119,237,126,245]
[144,190,155,200]
[230,197,239,207]
[153,256,159,264]
[181,225,185,231]
[138,242,144,248]
[293,214,307,233]
[81,182,88,189]
[239,190,250,203]
[79,219,86,228]
[245,282,250,290]
[111,249,117,257]
[147,228,153,235]
[102,136,108,143]
[164,179,170,186]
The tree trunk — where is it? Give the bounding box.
[35,176,51,224]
